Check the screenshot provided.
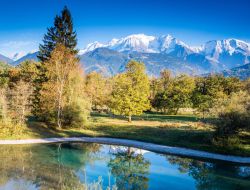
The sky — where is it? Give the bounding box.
[0,0,250,58]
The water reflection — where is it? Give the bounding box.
[0,143,249,190]
[167,156,250,190]
[108,147,150,190]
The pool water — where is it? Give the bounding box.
[0,143,249,190]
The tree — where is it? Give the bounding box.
[151,91,169,113]
[192,75,227,118]
[85,72,112,111]
[35,6,78,118]
[7,80,33,124]
[0,62,38,124]
[150,70,172,112]
[18,61,40,83]
[222,77,242,96]
[149,77,161,101]
[244,78,250,93]
[40,45,90,128]
[0,87,7,123]
[38,6,78,62]
[159,69,172,91]
[165,75,195,114]
[111,60,150,122]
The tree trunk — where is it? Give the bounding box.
[128,115,132,122]
[57,84,63,129]
[174,108,179,115]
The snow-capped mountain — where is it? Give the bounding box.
[80,34,250,59]
[1,33,250,78]
[79,41,104,55]
[79,34,250,76]
[202,39,250,62]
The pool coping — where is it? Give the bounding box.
[0,137,250,164]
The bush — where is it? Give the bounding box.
[212,136,242,152]
[0,121,25,137]
[62,100,90,128]
[214,111,250,137]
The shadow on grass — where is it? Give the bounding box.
[27,120,211,149]
[86,124,213,150]
[26,122,87,138]
[91,112,199,123]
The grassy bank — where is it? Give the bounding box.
[0,112,250,157]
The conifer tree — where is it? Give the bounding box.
[34,6,78,118]
[37,6,78,62]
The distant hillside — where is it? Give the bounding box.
[0,53,12,64]
[80,47,219,76]
[12,52,38,66]
[80,48,129,75]
[222,63,250,80]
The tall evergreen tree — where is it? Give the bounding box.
[37,6,78,62]
[34,6,78,118]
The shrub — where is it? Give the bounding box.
[212,91,250,137]
[0,121,25,137]
[62,99,90,128]
[212,136,242,152]
[214,111,250,137]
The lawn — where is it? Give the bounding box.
[0,112,250,157]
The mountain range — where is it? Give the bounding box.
[1,34,250,78]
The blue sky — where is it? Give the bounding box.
[0,0,250,58]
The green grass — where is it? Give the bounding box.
[0,112,250,157]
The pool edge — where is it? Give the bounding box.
[0,137,250,164]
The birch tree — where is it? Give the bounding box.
[40,44,90,128]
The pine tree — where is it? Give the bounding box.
[34,6,78,118]
[37,6,78,62]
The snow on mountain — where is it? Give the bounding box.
[80,34,250,61]
[158,35,191,53]
[108,34,157,53]
[80,34,194,55]
[79,41,104,55]
[202,39,250,63]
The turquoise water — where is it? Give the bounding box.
[0,143,249,190]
